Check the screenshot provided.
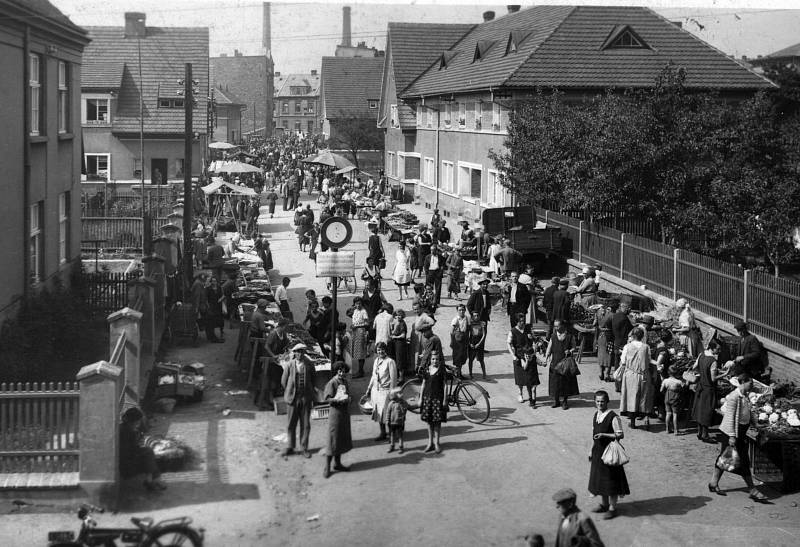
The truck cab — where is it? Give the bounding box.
[481,206,563,268]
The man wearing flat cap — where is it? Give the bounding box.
[281,343,316,458]
[467,274,492,332]
[552,278,572,329]
[733,320,766,379]
[552,488,604,547]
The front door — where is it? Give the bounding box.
[151,158,168,185]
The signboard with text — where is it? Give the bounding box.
[315,251,356,278]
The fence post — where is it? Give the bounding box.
[578,220,584,263]
[544,208,549,225]
[128,278,157,389]
[77,360,123,506]
[108,307,142,401]
[743,269,750,323]
[619,233,625,281]
[673,248,679,302]
[143,254,167,338]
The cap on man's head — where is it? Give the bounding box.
[256,298,268,308]
[558,279,569,287]
[552,488,577,504]
[551,277,561,284]
[734,320,748,331]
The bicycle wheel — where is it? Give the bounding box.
[455,381,490,424]
[143,525,203,547]
[400,377,423,414]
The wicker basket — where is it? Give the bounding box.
[311,404,331,420]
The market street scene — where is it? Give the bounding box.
[2,1,800,546]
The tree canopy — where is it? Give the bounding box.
[490,65,800,275]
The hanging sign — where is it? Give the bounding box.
[315,251,356,278]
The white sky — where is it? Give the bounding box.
[50,0,800,74]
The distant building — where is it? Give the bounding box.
[212,86,246,144]
[81,12,209,187]
[0,0,90,321]
[210,51,274,140]
[381,5,774,221]
[749,42,800,72]
[273,71,321,135]
[320,56,383,145]
[335,6,381,58]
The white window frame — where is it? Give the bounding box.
[443,103,452,127]
[441,160,454,193]
[83,153,111,182]
[387,151,396,176]
[368,100,378,109]
[458,102,466,128]
[59,192,69,264]
[30,202,43,284]
[82,94,111,125]
[390,104,399,128]
[492,103,501,130]
[29,54,41,136]
[426,107,433,128]
[457,160,482,199]
[423,157,435,187]
[475,102,483,130]
[397,152,421,181]
[485,168,508,206]
[58,61,69,133]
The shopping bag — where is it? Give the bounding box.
[613,365,625,381]
[601,440,630,466]
[553,355,580,376]
[716,445,741,473]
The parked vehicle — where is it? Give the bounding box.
[47,503,204,547]
[481,206,564,268]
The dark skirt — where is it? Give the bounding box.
[451,334,468,368]
[514,359,540,387]
[392,339,409,372]
[588,437,631,496]
[715,425,752,477]
[325,403,352,456]
[420,396,447,424]
[548,369,579,398]
[692,385,717,427]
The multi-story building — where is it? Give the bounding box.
[0,0,90,322]
[211,51,274,141]
[212,86,246,144]
[320,56,384,145]
[380,5,774,221]
[81,12,209,188]
[273,71,321,135]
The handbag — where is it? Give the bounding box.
[716,446,741,472]
[613,365,625,381]
[601,440,630,466]
[553,355,580,376]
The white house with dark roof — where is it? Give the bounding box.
[273,71,321,135]
[81,12,209,187]
[379,5,774,222]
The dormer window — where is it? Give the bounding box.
[440,51,458,70]
[505,31,530,55]
[601,25,650,50]
[473,40,496,62]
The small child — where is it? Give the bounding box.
[384,388,408,454]
[661,365,685,435]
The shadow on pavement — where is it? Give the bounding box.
[619,495,712,517]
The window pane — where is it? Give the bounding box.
[470,168,481,198]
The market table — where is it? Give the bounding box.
[747,428,800,493]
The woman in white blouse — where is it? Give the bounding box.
[365,342,397,442]
[347,297,370,378]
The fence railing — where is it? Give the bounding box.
[80,272,138,316]
[545,209,800,351]
[0,382,80,473]
[81,217,172,251]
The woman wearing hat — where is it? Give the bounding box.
[322,361,353,478]
[365,342,397,442]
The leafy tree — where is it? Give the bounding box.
[329,111,384,170]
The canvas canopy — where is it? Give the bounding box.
[201,179,257,196]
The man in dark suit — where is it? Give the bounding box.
[734,320,764,378]
[609,300,633,390]
[467,275,492,332]
[505,271,531,329]
[551,278,571,324]
[423,245,444,305]
[494,239,523,275]
[543,276,560,338]
[281,343,316,458]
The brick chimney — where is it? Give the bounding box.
[507,5,521,14]
[483,11,495,22]
[262,2,271,55]
[342,6,352,47]
[124,12,146,39]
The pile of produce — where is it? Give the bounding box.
[385,210,419,231]
[570,302,594,326]
[284,322,319,348]
[751,393,800,437]
[142,435,194,472]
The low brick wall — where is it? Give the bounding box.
[567,259,800,383]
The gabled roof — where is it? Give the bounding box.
[320,57,384,119]
[215,86,246,106]
[2,0,88,35]
[83,25,209,134]
[275,73,321,98]
[760,42,800,60]
[403,5,773,97]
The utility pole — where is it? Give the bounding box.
[182,63,194,290]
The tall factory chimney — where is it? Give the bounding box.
[342,6,352,47]
[262,2,271,57]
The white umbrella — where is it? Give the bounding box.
[209,142,238,150]
[215,161,262,174]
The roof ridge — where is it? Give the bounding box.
[644,6,776,88]
[503,5,577,87]
[397,23,477,96]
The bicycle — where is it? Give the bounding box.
[400,365,491,424]
[47,503,204,546]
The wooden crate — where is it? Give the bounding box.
[750,438,800,493]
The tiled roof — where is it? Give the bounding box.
[761,42,800,60]
[275,73,321,97]
[6,0,87,34]
[214,86,245,106]
[210,55,272,135]
[83,26,209,134]
[386,22,475,94]
[404,5,772,97]
[321,57,384,119]
[82,61,124,89]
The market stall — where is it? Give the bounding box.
[200,177,258,234]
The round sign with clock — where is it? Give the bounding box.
[320,217,353,249]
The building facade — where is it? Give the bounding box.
[212,86,246,144]
[320,56,384,146]
[273,71,320,135]
[381,5,773,223]
[210,51,274,140]
[81,13,209,189]
[0,0,90,323]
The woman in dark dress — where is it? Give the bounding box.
[204,276,225,342]
[390,309,409,382]
[691,340,724,443]
[322,362,353,478]
[450,304,470,376]
[419,352,447,454]
[588,390,629,520]
[546,319,579,409]
[507,313,533,405]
